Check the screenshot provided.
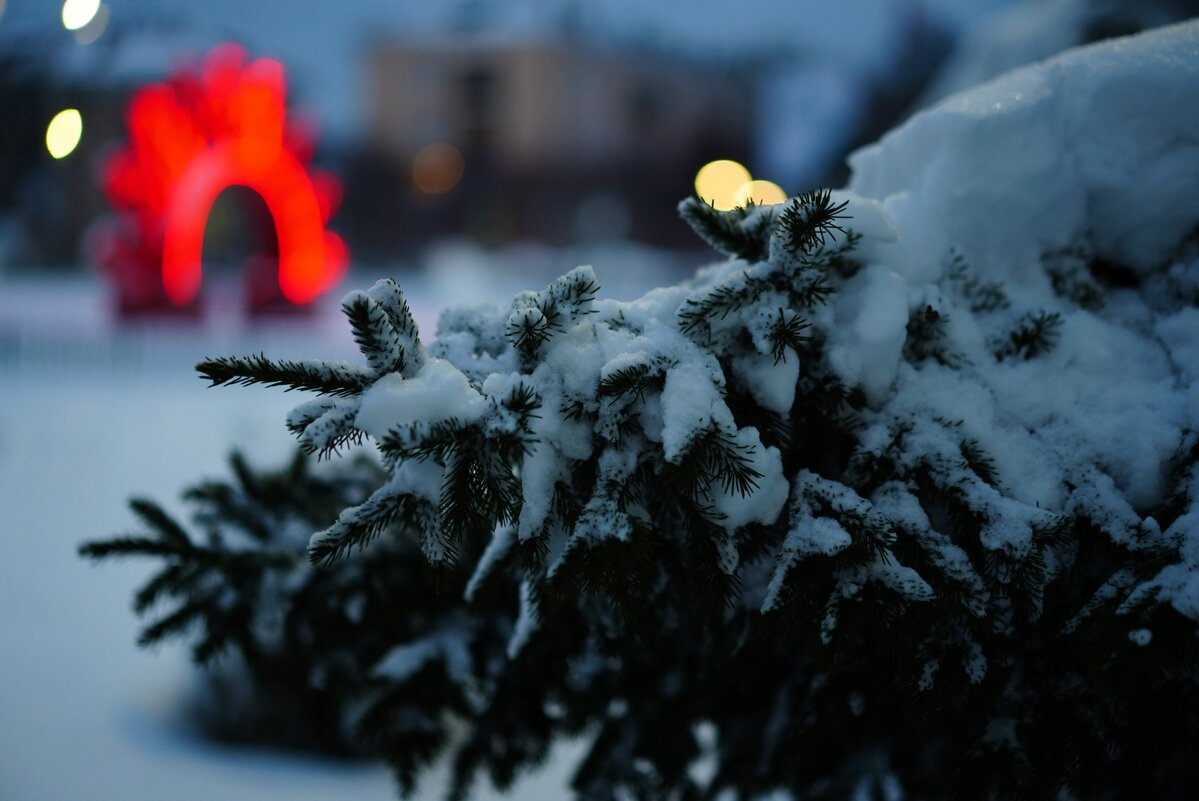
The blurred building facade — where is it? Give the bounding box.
[369,39,749,174]
[348,36,752,252]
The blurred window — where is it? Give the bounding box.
[461,64,495,157]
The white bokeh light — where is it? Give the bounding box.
[61,0,101,31]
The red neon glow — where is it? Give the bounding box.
[99,44,346,310]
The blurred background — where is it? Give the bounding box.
[0,1,1194,799]
[2,0,1192,309]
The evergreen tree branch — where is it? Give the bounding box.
[308,482,419,565]
[678,196,777,262]
[777,189,850,255]
[197,354,372,397]
[993,311,1064,361]
[343,290,406,375]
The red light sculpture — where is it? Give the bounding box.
[99,44,347,314]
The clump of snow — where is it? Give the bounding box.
[1128,628,1153,647]
[731,348,799,414]
[355,357,486,440]
[660,359,730,463]
[372,625,473,685]
[825,265,909,405]
[962,640,988,684]
[390,458,444,505]
[573,495,634,544]
[465,525,516,602]
[917,659,940,691]
[507,579,540,660]
[812,22,1199,623]
[711,428,789,533]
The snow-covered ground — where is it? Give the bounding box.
[0,262,636,800]
[0,238,686,799]
[0,366,399,801]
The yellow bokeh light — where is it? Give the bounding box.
[46,109,83,159]
[413,143,465,194]
[734,179,788,207]
[694,159,751,211]
[61,0,101,31]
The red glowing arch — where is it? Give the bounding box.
[99,44,346,312]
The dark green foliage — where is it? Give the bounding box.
[507,269,600,367]
[678,197,778,262]
[376,384,540,553]
[676,190,857,352]
[1045,246,1105,311]
[669,427,763,500]
[289,405,366,460]
[948,251,1009,313]
[678,275,760,337]
[197,353,372,397]
[597,362,662,403]
[903,304,964,367]
[306,483,428,566]
[343,291,406,375]
[764,308,810,364]
[959,438,999,487]
[993,310,1064,361]
[81,452,394,754]
[677,189,852,268]
[86,189,1199,801]
[677,271,830,350]
[777,189,851,255]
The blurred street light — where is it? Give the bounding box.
[46,109,83,159]
[694,159,751,211]
[61,0,101,32]
[734,179,788,206]
[413,143,465,194]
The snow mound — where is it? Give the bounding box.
[830,21,1199,621]
[849,18,1199,281]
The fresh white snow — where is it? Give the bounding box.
[356,358,487,440]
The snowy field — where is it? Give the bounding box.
[0,252,687,800]
[0,378,589,799]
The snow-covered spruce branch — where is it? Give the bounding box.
[199,183,1196,651]
[150,24,1199,799]
[202,166,1194,793]
[197,353,373,397]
